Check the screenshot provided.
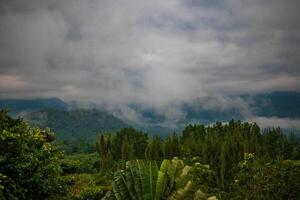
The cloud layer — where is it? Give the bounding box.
[1,0,300,110]
[247,117,300,131]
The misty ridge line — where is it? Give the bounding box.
[1,1,300,199]
[1,91,300,132]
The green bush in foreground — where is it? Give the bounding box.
[230,153,300,200]
[0,110,66,200]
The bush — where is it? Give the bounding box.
[231,154,300,199]
[0,110,67,199]
[61,153,99,175]
[66,173,111,200]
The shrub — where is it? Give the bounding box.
[66,173,110,200]
[0,110,66,199]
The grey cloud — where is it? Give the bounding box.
[0,0,299,113]
[247,117,300,130]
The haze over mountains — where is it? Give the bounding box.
[1,1,300,198]
[1,0,300,140]
[1,91,300,139]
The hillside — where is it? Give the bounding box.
[127,91,300,125]
[23,109,129,140]
[243,91,300,118]
[2,91,300,137]
[0,98,67,115]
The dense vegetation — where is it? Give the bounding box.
[0,98,67,115]
[23,109,129,140]
[2,91,300,138]
[1,110,300,199]
[0,110,66,199]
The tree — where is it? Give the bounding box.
[121,136,134,161]
[263,128,285,160]
[96,133,113,174]
[163,133,181,159]
[112,128,148,160]
[231,153,300,199]
[145,135,163,160]
[0,110,66,200]
[181,124,205,144]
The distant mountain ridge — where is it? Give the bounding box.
[243,91,300,118]
[23,109,129,140]
[1,91,300,139]
[127,91,300,125]
[1,91,299,120]
[0,97,67,115]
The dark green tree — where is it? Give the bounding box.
[231,153,300,199]
[121,136,134,161]
[163,133,181,159]
[96,133,113,174]
[112,128,148,160]
[145,135,163,160]
[0,110,66,200]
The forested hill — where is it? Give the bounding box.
[2,91,300,119]
[126,91,300,128]
[0,98,67,115]
[1,91,300,138]
[243,91,300,118]
[23,109,129,140]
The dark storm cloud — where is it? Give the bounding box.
[0,0,300,112]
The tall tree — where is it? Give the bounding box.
[0,110,66,200]
[121,136,134,161]
[163,133,181,159]
[112,128,148,160]
[96,133,113,174]
[145,135,163,160]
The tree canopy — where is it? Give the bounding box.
[0,110,66,200]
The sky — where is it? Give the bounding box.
[0,0,300,112]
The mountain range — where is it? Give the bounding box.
[1,91,299,140]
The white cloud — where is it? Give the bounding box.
[0,0,299,109]
[247,116,300,130]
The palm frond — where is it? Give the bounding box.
[167,158,184,193]
[168,180,194,200]
[142,161,158,200]
[112,171,132,200]
[155,160,170,200]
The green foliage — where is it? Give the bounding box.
[66,121,300,199]
[112,128,148,160]
[66,173,111,200]
[24,109,129,140]
[181,124,206,143]
[229,153,300,199]
[163,133,181,159]
[145,136,163,160]
[61,153,99,174]
[100,121,300,199]
[190,160,217,197]
[0,110,66,200]
[103,158,216,200]
[96,134,114,174]
[178,120,300,190]
[121,136,134,162]
[56,139,96,154]
[0,98,67,115]
[2,107,300,200]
